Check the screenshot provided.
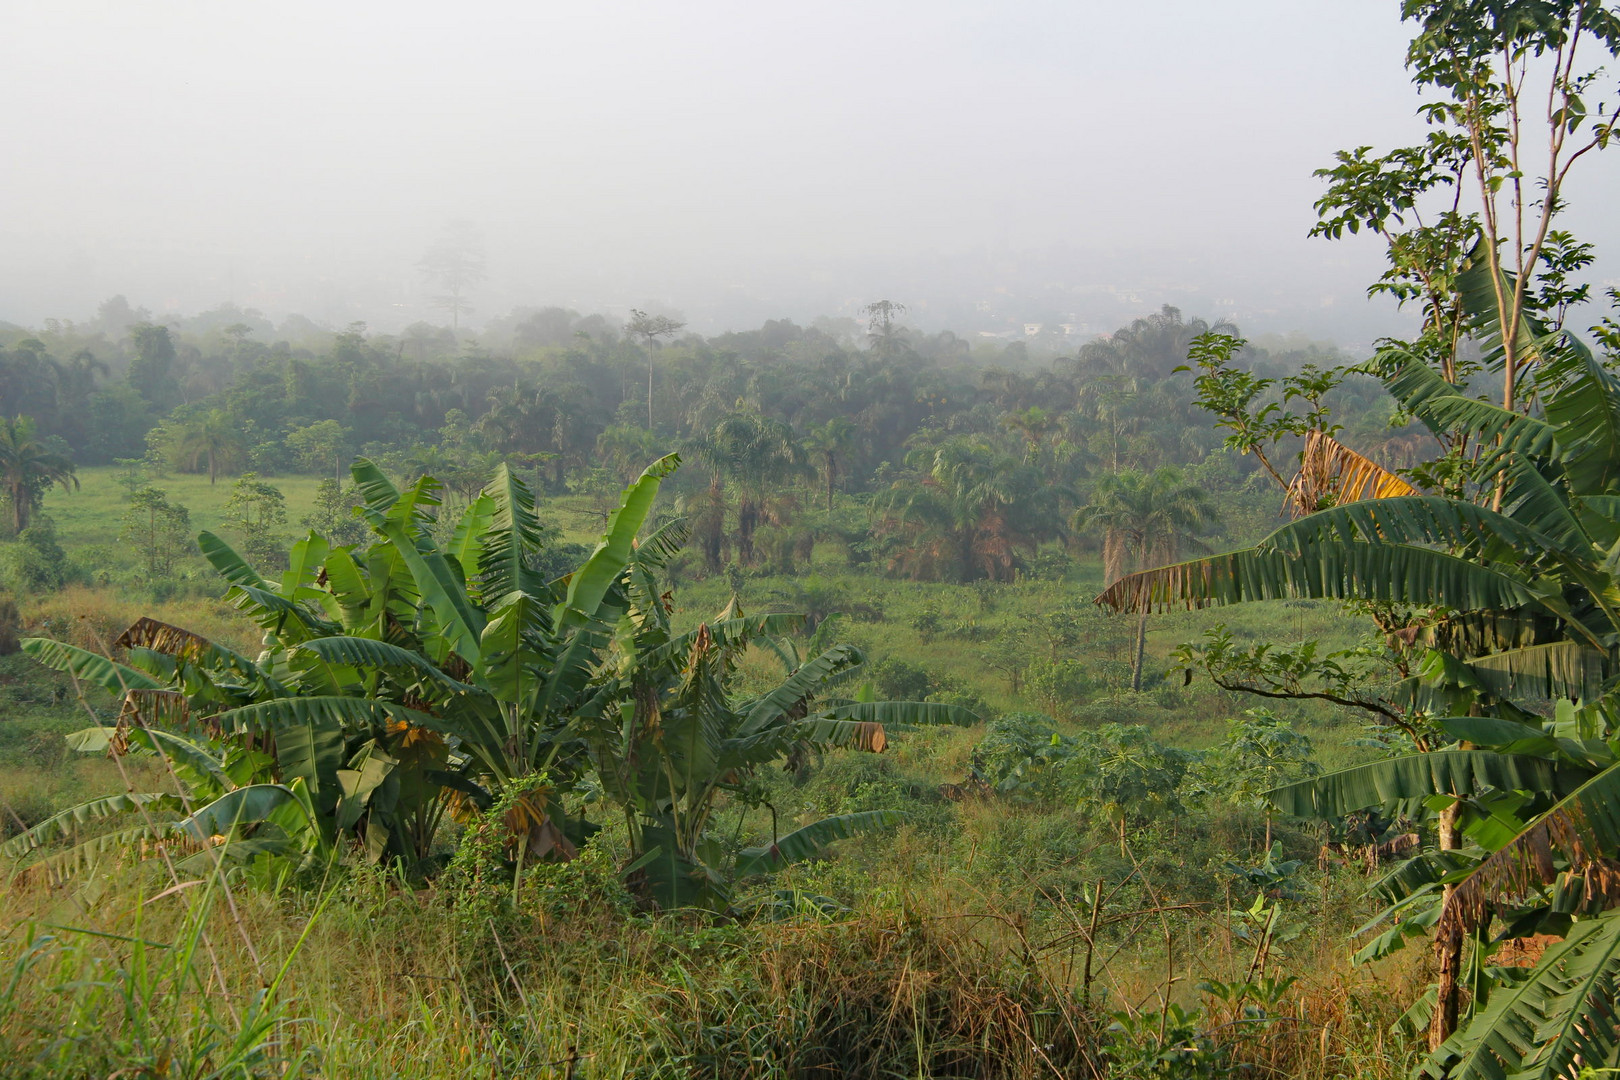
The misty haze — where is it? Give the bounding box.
[4,3,1620,1078]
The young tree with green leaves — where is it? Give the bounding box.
[285,420,350,482]
[1311,0,1620,414]
[222,472,287,571]
[119,487,192,580]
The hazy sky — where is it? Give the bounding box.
[3,1,1617,344]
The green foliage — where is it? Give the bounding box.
[119,487,192,580]
[0,415,78,535]
[1196,709,1320,812]
[220,472,287,571]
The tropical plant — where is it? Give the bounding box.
[688,411,809,566]
[874,435,1069,583]
[1077,466,1217,690]
[0,414,78,534]
[1196,709,1319,848]
[582,588,979,908]
[1102,328,1620,1058]
[13,452,965,911]
[10,456,681,879]
[803,417,856,511]
[120,487,193,580]
[171,409,245,485]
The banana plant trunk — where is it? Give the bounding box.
[1429,799,1463,1050]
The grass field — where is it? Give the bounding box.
[26,465,1377,767]
[0,469,1413,1078]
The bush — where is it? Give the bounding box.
[870,657,932,702]
[1025,657,1095,718]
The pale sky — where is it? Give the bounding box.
[3,1,1617,343]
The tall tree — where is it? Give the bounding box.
[417,220,487,330]
[862,299,908,361]
[625,308,686,430]
[803,417,856,511]
[1311,0,1620,414]
[127,323,181,411]
[0,416,78,535]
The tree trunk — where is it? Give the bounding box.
[826,456,835,512]
[1429,799,1464,1050]
[1131,604,1149,692]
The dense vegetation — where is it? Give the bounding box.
[5,2,1620,1078]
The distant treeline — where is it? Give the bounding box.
[0,297,1405,581]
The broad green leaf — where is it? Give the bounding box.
[447,493,495,583]
[197,530,270,590]
[735,810,905,876]
[20,638,163,693]
[559,453,679,631]
[281,532,331,602]
[1268,750,1577,819]
[1421,910,1620,1080]
[1096,541,1546,617]
[1,792,186,858]
[179,785,306,842]
[349,457,402,517]
[815,700,981,728]
[479,464,542,597]
[737,644,864,738]
[381,522,485,664]
[293,636,473,695]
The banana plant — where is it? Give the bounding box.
[1267,696,1620,1080]
[584,576,980,908]
[15,455,681,876]
[1100,332,1620,715]
[0,710,324,886]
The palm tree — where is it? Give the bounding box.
[803,417,856,510]
[1076,467,1216,691]
[688,412,809,566]
[175,410,243,485]
[875,436,1068,583]
[0,415,78,534]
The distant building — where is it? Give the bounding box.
[1023,322,1043,336]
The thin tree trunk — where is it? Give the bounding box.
[1131,603,1148,692]
[1429,799,1464,1050]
